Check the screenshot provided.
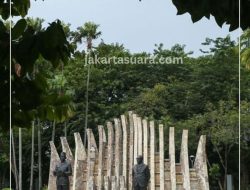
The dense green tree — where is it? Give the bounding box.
[172,0,249,31]
[241,29,250,69]
[240,30,250,189]
[240,101,250,188]
[0,1,74,188]
[0,19,10,130]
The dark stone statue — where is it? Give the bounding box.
[132,155,150,190]
[53,152,72,190]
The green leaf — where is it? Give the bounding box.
[12,19,27,40]
[12,0,30,17]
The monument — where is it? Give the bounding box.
[48,111,209,190]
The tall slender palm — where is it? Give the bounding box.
[19,128,22,190]
[11,130,19,190]
[74,22,101,146]
[29,121,35,190]
[74,22,102,51]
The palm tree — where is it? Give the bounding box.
[74,22,102,51]
[26,17,45,32]
[74,22,101,146]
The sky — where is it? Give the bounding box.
[27,0,239,57]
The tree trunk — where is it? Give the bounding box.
[241,160,249,189]
[19,128,22,190]
[0,136,7,187]
[64,121,67,138]
[84,57,91,147]
[1,167,6,188]
[207,158,223,190]
[11,130,19,190]
[52,120,56,142]
[224,145,228,190]
[0,174,2,188]
[38,119,42,190]
[29,121,35,190]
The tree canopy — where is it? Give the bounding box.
[172,0,249,31]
